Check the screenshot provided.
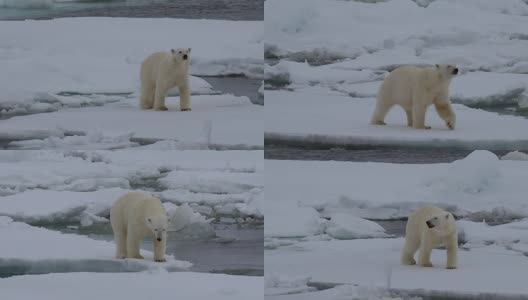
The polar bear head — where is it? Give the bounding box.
[146,214,169,242]
[435,64,458,79]
[171,48,191,64]
[425,211,455,236]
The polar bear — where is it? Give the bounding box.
[140,48,191,111]
[370,64,458,130]
[110,191,169,262]
[401,206,458,269]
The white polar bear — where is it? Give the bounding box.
[110,191,169,262]
[370,64,458,130]
[140,48,191,111]
[401,206,458,269]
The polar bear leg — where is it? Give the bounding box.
[370,101,393,125]
[405,108,413,127]
[126,228,144,259]
[153,81,169,111]
[446,233,458,269]
[179,85,191,111]
[434,101,456,130]
[153,239,167,262]
[401,236,419,265]
[140,82,155,110]
[115,232,127,259]
[412,103,430,130]
[418,231,433,267]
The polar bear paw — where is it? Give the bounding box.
[154,106,168,111]
[154,257,167,262]
[181,108,191,112]
[371,120,386,126]
[419,261,433,267]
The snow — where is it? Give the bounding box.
[0,216,192,272]
[2,94,263,149]
[0,17,262,104]
[265,88,528,149]
[0,188,127,224]
[266,0,528,68]
[325,213,391,240]
[0,271,263,300]
[265,206,325,238]
[450,72,528,107]
[267,285,416,300]
[265,60,382,87]
[458,219,528,253]
[164,202,214,236]
[7,131,139,150]
[160,169,262,194]
[502,150,528,161]
[0,150,263,221]
[265,274,316,296]
[264,151,528,226]
[265,238,528,296]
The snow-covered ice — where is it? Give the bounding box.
[0,150,263,223]
[266,238,528,297]
[266,88,528,150]
[0,17,263,149]
[0,216,192,273]
[265,151,528,224]
[0,188,128,224]
[267,284,417,300]
[0,271,263,300]
[325,213,391,240]
[266,0,528,69]
[265,206,326,238]
[0,17,262,103]
[265,274,316,296]
[2,94,263,149]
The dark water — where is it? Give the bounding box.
[264,146,518,164]
[40,222,263,276]
[0,0,264,21]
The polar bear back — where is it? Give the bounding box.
[140,52,167,85]
[378,66,442,108]
[140,52,187,87]
[110,191,165,230]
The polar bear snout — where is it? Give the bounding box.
[156,237,162,242]
[426,220,435,228]
[452,68,458,75]
[183,54,188,60]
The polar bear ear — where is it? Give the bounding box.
[435,64,440,69]
[445,214,449,219]
[171,49,175,54]
[188,48,191,53]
